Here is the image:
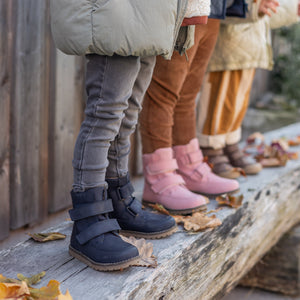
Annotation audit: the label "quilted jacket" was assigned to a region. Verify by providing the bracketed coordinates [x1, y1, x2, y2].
[51, 0, 189, 59]
[208, 0, 300, 71]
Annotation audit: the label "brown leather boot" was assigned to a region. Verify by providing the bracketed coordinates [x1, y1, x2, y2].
[201, 147, 241, 179]
[224, 143, 262, 175]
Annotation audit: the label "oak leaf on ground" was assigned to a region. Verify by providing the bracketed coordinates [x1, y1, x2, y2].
[147, 204, 170, 215]
[216, 194, 244, 208]
[120, 236, 157, 268]
[174, 212, 221, 232]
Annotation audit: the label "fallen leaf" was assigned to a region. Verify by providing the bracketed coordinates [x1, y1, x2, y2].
[147, 203, 170, 215]
[254, 143, 289, 167]
[174, 212, 221, 232]
[120, 236, 157, 268]
[287, 135, 300, 147]
[287, 151, 299, 160]
[30, 280, 60, 299]
[205, 207, 224, 215]
[247, 132, 265, 145]
[0, 281, 30, 299]
[0, 274, 73, 300]
[258, 157, 287, 167]
[216, 194, 244, 208]
[271, 139, 289, 151]
[17, 271, 46, 286]
[58, 289, 73, 300]
[28, 232, 66, 242]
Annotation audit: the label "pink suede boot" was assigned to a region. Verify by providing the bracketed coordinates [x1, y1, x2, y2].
[173, 138, 239, 196]
[142, 147, 208, 215]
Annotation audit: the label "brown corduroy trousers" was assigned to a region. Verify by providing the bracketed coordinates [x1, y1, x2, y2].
[139, 19, 220, 154]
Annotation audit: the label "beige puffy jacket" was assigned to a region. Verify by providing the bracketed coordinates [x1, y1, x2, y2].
[208, 0, 299, 71]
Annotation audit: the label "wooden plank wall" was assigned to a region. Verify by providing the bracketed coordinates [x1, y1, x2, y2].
[48, 52, 84, 213]
[0, 0, 85, 240]
[0, 0, 13, 240]
[10, 0, 50, 229]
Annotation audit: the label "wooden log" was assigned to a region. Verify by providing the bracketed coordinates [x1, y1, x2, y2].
[0, 124, 300, 300]
[48, 52, 84, 212]
[239, 224, 300, 296]
[9, 0, 49, 229]
[0, 0, 13, 240]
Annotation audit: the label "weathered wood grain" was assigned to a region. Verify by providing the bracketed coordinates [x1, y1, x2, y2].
[1, 124, 300, 300]
[240, 224, 300, 296]
[48, 52, 84, 212]
[9, 0, 49, 229]
[0, 0, 13, 240]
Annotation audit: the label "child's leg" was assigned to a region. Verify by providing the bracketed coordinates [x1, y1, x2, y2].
[69, 54, 142, 271]
[139, 24, 218, 214]
[106, 56, 156, 179]
[139, 30, 201, 154]
[106, 56, 177, 239]
[72, 54, 140, 192]
[172, 18, 220, 146]
[197, 69, 261, 177]
[170, 19, 239, 196]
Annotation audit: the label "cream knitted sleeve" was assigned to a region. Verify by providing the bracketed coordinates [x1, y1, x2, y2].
[185, 0, 211, 18]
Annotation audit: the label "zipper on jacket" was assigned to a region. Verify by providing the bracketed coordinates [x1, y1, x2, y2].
[168, 0, 188, 60]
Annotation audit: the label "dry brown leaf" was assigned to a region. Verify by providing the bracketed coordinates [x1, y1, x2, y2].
[174, 212, 221, 232]
[205, 207, 224, 215]
[288, 137, 300, 146]
[120, 236, 157, 268]
[258, 157, 286, 167]
[147, 203, 170, 215]
[247, 132, 265, 145]
[271, 139, 290, 151]
[28, 232, 66, 242]
[216, 194, 244, 208]
[288, 151, 299, 160]
[0, 281, 30, 299]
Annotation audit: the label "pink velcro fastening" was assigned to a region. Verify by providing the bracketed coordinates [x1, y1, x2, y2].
[187, 151, 203, 164]
[146, 159, 178, 175]
[151, 174, 185, 194]
[177, 151, 202, 166]
[192, 162, 211, 179]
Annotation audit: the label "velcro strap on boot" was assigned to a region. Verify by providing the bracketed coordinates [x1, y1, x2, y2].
[193, 162, 211, 179]
[118, 182, 135, 200]
[126, 198, 141, 216]
[146, 159, 178, 175]
[211, 155, 230, 165]
[69, 200, 113, 221]
[203, 148, 224, 156]
[151, 174, 185, 194]
[230, 149, 244, 160]
[76, 219, 121, 245]
[177, 151, 203, 166]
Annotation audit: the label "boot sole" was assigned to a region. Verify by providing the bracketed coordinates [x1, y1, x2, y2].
[69, 246, 140, 271]
[194, 188, 240, 198]
[120, 224, 178, 239]
[142, 200, 207, 216]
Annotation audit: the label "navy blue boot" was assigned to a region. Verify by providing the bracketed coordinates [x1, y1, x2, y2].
[106, 174, 177, 239]
[69, 187, 139, 271]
